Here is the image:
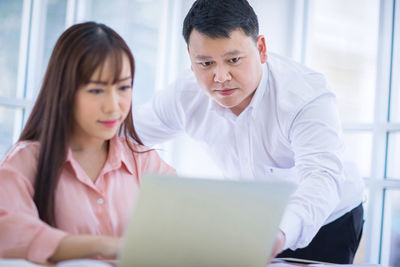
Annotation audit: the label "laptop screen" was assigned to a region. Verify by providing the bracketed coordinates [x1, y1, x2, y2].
[119, 174, 295, 267]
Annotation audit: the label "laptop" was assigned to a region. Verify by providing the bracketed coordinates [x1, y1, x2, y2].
[118, 174, 295, 267]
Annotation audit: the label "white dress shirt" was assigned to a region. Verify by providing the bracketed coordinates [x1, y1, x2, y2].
[133, 53, 364, 250]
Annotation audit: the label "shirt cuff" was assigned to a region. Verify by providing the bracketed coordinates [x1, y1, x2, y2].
[26, 225, 67, 264]
[279, 209, 302, 250]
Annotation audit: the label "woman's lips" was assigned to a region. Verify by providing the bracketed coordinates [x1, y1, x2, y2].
[99, 120, 118, 128]
[216, 88, 236, 96]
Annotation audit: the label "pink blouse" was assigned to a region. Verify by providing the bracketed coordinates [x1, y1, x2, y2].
[0, 136, 175, 264]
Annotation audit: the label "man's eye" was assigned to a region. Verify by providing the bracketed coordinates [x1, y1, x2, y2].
[200, 61, 213, 67]
[229, 57, 240, 63]
[88, 89, 103, 94]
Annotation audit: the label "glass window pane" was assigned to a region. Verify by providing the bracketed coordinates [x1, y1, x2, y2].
[391, 75, 400, 122]
[0, 106, 23, 159]
[391, 40, 400, 122]
[0, 0, 23, 98]
[382, 190, 400, 267]
[390, 1, 400, 123]
[86, 0, 163, 106]
[24, 0, 68, 102]
[390, 46, 400, 122]
[305, 0, 380, 124]
[343, 132, 373, 177]
[387, 132, 400, 179]
[42, 0, 67, 76]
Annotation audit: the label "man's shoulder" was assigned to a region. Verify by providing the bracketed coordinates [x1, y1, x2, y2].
[263, 53, 337, 131]
[267, 53, 327, 84]
[266, 53, 334, 108]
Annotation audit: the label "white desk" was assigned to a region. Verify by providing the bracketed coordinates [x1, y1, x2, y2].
[0, 258, 385, 267]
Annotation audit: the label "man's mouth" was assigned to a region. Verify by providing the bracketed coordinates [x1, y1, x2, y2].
[215, 88, 236, 96]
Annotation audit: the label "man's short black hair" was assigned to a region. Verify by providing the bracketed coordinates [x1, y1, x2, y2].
[183, 0, 259, 45]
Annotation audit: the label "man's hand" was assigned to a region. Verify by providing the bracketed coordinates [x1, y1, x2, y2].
[270, 230, 286, 261]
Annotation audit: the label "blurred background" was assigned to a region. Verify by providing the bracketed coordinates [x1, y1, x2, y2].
[0, 0, 399, 265]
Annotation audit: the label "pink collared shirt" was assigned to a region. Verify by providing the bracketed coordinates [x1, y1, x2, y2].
[0, 136, 175, 264]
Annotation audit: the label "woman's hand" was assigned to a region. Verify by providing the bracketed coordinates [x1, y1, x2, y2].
[49, 235, 121, 263]
[96, 235, 122, 258]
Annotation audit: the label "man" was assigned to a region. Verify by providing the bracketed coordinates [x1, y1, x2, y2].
[134, 0, 364, 263]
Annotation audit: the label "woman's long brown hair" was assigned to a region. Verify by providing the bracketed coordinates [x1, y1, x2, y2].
[19, 22, 144, 227]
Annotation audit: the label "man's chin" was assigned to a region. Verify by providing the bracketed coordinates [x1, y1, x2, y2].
[214, 100, 235, 109]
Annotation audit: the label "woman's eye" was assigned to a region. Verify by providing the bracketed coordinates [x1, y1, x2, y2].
[119, 85, 132, 91]
[229, 57, 240, 63]
[88, 89, 103, 94]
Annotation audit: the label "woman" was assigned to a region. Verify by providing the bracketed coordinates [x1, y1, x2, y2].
[0, 22, 174, 264]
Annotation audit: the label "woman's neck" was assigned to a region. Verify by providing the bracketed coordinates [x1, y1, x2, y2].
[69, 136, 108, 154]
[69, 136, 110, 182]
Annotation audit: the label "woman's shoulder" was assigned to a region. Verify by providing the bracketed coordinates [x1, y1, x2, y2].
[116, 136, 171, 161]
[114, 136, 158, 164]
[115, 136, 175, 176]
[1, 140, 40, 166]
[0, 140, 40, 187]
[116, 136, 151, 153]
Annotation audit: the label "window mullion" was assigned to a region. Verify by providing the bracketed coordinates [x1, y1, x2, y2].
[381, 0, 400, 264]
[287, 0, 307, 63]
[65, 0, 77, 28]
[16, 0, 32, 101]
[25, 0, 47, 101]
[390, 0, 400, 123]
[366, 0, 395, 264]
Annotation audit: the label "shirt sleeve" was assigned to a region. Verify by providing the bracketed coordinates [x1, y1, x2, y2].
[279, 95, 346, 250]
[133, 82, 185, 147]
[0, 143, 67, 264]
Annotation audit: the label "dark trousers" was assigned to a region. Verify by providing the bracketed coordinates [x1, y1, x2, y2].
[277, 203, 364, 264]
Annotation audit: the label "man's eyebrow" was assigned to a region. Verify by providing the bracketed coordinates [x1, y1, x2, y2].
[88, 76, 131, 84]
[222, 50, 241, 57]
[194, 50, 242, 60]
[195, 55, 213, 60]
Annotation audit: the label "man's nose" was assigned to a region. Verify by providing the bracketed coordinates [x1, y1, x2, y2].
[214, 65, 232, 83]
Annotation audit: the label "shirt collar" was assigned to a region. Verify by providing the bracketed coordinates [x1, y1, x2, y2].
[105, 135, 135, 175]
[65, 135, 135, 180]
[247, 63, 268, 117]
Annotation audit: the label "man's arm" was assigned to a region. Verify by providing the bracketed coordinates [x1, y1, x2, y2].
[270, 230, 286, 260]
[279, 95, 346, 250]
[133, 86, 184, 147]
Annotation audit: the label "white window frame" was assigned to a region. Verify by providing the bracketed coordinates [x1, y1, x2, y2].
[298, 0, 400, 264]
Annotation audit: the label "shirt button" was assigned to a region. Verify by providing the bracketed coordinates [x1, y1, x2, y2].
[97, 198, 104, 205]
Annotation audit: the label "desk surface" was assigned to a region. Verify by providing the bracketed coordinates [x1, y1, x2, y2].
[0, 258, 384, 267]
